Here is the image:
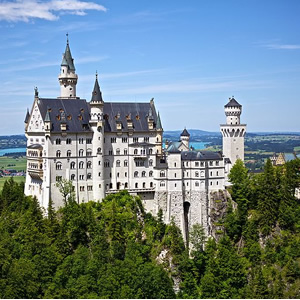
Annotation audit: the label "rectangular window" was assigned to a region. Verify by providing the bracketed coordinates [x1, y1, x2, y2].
[86, 138, 92, 144]
[133, 137, 139, 143]
[195, 162, 199, 167]
[87, 186, 93, 191]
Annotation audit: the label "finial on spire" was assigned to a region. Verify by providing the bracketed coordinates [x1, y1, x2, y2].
[34, 87, 38, 98]
[66, 33, 69, 44]
[96, 70, 98, 80]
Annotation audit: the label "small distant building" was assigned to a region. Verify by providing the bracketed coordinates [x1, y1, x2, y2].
[270, 152, 297, 166]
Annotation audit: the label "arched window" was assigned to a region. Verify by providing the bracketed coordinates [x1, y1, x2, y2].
[87, 173, 92, 180]
[56, 150, 61, 157]
[56, 138, 61, 145]
[124, 148, 128, 155]
[70, 161, 75, 169]
[79, 149, 84, 157]
[67, 150, 71, 157]
[195, 181, 199, 187]
[134, 149, 138, 155]
[200, 171, 205, 177]
[149, 148, 153, 155]
[135, 182, 138, 188]
[149, 159, 153, 166]
[142, 171, 146, 177]
[150, 182, 153, 188]
[104, 160, 110, 168]
[195, 171, 199, 177]
[134, 171, 138, 177]
[56, 162, 62, 170]
[124, 160, 128, 167]
[116, 148, 120, 155]
[143, 182, 146, 188]
[149, 171, 153, 177]
[160, 171, 165, 177]
[79, 161, 84, 169]
[97, 147, 102, 154]
[125, 182, 128, 188]
[71, 174, 75, 180]
[160, 181, 165, 187]
[87, 148, 92, 156]
[87, 161, 92, 169]
[116, 160, 120, 167]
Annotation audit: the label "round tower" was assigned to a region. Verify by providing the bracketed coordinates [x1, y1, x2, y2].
[89, 72, 105, 200]
[58, 35, 78, 98]
[220, 97, 246, 166]
[180, 128, 190, 149]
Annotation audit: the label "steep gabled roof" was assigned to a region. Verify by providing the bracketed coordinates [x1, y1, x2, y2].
[103, 102, 161, 132]
[38, 98, 91, 132]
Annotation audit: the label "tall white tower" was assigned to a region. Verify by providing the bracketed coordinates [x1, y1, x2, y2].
[220, 97, 246, 166]
[58, 35, 78, 98]
[89, 73, 105, 201]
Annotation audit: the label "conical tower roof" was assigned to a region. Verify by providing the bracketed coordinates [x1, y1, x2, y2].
[156, 111, 163, 130]
[24, 108, 30, 123]
[181, 128, 190, 137]
[62, 35, 75, 71]
[91, 73, 103, 102]
[225, 97, 241, 108]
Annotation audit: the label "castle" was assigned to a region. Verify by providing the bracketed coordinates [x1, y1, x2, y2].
[24, 38, 246, 240]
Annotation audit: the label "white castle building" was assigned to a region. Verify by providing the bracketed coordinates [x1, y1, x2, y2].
[24, 38, 246, 240]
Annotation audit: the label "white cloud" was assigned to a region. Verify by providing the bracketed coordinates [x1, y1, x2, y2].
[0, 0, 106, 22]
[264, 43, 300, 50]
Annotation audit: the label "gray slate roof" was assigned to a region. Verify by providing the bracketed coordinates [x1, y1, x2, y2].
[38, 98, 160, 133]
[166, 144, 181, 153]
[103, 102, 159, 132]
[38, 98, 91, 133]
[181, 151, 222, 161]
[225, 97, 241, 108]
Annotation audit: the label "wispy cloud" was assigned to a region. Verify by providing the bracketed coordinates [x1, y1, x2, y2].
[259, 42, 300, 50]
[2, 55, 107, 72]
[0, 0, 106, 22]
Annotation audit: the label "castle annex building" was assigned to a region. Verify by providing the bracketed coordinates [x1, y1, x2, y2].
[24, 39, 246, 239]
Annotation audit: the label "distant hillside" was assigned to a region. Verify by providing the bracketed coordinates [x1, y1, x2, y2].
[164, 129, 220, 141]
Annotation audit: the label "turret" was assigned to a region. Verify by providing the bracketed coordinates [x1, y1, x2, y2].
[58, 34, 78, 98]
[180, 128, 190, 149]
[220, 96, 246, 168]
[155, 111, 163, 155]
[89, 73, 105, 201]
[224, 97, 242, 125]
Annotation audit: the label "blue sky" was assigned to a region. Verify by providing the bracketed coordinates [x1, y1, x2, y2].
[0, 0, 299, 135]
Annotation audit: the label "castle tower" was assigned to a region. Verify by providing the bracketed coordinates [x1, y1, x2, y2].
[220, 97, 246, 166]
[180, 128, 190, 149]
[89, 72, 105, 200]
[58, 35, 78, 98]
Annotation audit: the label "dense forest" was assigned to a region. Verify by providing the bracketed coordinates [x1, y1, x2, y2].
[0, 158, 299, 298]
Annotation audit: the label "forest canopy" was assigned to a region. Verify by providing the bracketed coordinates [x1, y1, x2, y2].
[0, 158, 299, 298]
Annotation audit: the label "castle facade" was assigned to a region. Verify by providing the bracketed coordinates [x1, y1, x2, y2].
[24, 39, 246, 240]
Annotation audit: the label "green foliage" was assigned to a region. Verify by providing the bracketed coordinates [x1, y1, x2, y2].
[0, 160, 300, 300]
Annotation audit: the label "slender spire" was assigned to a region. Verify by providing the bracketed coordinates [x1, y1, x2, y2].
[24, 108, 30, 123]
[156, 111, 163, 130]
[91, 72, 103, 102]
[61, 33, 75, 71]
